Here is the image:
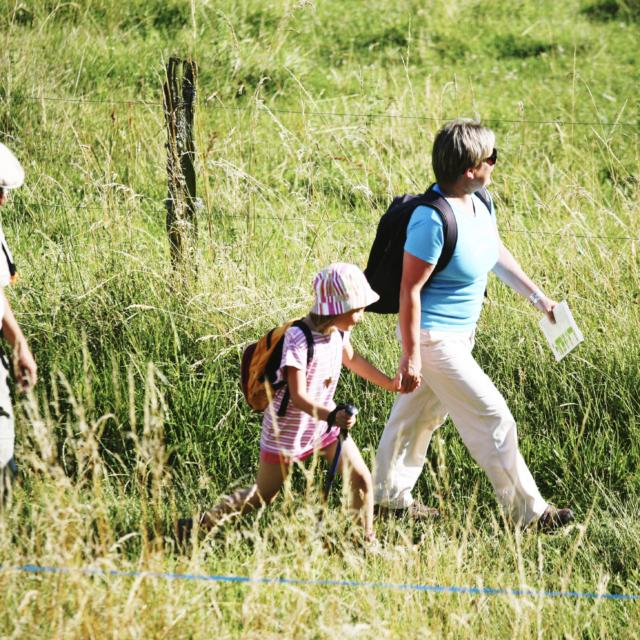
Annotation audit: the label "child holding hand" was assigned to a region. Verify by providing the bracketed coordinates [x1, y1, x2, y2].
[181, 263, 400, 542]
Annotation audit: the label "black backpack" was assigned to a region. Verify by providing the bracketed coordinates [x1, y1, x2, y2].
[364, 184, 492, 314]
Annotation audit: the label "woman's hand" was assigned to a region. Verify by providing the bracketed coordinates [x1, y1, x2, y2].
[399, 353, 421, 393]
[536, 295, 557, 323]
[398, 252, 432, 395]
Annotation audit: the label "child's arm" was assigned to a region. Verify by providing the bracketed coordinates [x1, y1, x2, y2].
[286, 366, 356, 429]
[342, 341, 401, 392]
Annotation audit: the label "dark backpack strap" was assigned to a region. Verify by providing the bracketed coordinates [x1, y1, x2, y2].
[277, 386, 291, 417]
[423, 185, 493, 272]
[277, 319, 315, 417]
[474, 187, 493, 215]
[292, 319, 314, 365]
[474, 187, 493, 298]
[472, 187, 493, 299]
[1, 242, 16, 278]
[422, 185, 458, 275]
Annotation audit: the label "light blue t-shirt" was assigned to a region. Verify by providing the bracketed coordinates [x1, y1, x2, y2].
[404, 185, 500, 332]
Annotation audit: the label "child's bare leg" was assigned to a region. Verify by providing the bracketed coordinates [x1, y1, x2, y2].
[201, 459, 290, 530]
[323, 438, 374, 540]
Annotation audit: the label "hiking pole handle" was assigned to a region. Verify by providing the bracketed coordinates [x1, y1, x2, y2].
[343, 404, 358, 416]
[323, 404, 358, 501]
[340, 405, 358, 440]
[326, 403, 358, 439]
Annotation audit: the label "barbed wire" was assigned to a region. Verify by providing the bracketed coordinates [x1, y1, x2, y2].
[203, 102, 639, 129]
[8, 94, 639, 129]
[11, 95, 157, 107]
[8, 199, 637, 242]
[3, 95, 637, 246]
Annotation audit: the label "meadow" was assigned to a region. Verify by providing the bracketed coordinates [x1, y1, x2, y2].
[0, 0, 639, 637]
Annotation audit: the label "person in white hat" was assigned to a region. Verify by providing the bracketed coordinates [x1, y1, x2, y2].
[180, 263, 400, 544]
[0, 143, 37, 498]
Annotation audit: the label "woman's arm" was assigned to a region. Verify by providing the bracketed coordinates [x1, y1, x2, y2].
[286, 366, 355, 429]
[1, 288, 37, 390]
[398, 251, 435, 392]
[492, 243, 556, 321]
[342, 340, 401, 391]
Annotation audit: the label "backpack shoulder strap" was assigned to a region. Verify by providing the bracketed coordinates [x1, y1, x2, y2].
[275, 319, 315, 418]
[420, 185, 458, 274]
[474, 187, 493, 215]
[0, 230, 17, 284]
[292, 319, 314, 364]
[473, 187, 494, 300]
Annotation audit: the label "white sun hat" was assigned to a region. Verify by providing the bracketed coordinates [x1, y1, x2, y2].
[0, 143, 25, 190]
[311, 262, 380, 315]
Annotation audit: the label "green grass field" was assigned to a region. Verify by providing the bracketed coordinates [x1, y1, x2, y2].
[1, 0, 639, 637]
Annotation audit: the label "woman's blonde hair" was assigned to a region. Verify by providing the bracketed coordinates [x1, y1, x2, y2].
[432, 119, 495, 184]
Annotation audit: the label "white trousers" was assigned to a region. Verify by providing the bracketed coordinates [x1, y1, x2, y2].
[373, 329, 548, 525]
[0, 354, 14, 469]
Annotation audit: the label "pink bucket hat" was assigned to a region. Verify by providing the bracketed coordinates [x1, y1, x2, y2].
[311, 263, 379, 315]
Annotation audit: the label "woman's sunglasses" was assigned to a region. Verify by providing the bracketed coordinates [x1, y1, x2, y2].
[484, 148, 498, 166]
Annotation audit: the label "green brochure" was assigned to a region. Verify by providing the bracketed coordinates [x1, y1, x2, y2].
[539, 301, 584, 362]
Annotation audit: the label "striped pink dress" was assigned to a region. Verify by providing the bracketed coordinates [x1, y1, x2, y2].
[260, 325, 348, 460]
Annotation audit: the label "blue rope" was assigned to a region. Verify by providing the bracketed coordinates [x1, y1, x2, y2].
[2, 564, 638, 602]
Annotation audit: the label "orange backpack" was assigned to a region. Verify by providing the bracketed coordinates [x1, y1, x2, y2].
[240, 319, 314, 416]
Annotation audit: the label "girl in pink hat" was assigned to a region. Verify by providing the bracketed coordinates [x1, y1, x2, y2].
[182, 263, 400, 543]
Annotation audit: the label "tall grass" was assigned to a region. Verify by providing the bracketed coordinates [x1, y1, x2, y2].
[0, 0, 639, 636]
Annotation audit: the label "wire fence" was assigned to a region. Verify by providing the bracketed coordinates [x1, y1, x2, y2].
[10, 199, 638, 244]
[2, 93, 638, 247]
[2, 30, 639, 621]
[7, 93, 640, 129]
[1, 98, 639, 621]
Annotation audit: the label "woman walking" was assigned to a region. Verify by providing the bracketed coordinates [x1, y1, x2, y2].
[373, 120, 573, 529]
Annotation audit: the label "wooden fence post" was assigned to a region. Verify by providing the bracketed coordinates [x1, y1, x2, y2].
[163, 57, 198, 270]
